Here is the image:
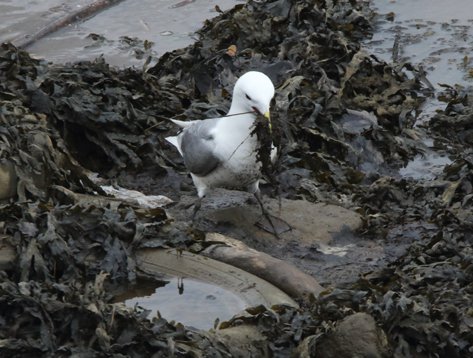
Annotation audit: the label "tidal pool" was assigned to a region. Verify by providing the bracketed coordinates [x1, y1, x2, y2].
[117, 277, 247, 330]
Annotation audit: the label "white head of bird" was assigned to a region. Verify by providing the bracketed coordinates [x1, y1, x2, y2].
[228, 71, 275, 121]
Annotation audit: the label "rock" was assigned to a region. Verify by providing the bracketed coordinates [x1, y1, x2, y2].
[265, 198, 362, 245]
[214, 325, 268, 357]
[176, 325, 268, 357]
[203, 194, 362, 245]
[316, 313, 390, 358]
[136, 248, 298, 309]
[171, 191, 362, 246]
[203, 232, 324, 297]
[293, 335, 317, 357]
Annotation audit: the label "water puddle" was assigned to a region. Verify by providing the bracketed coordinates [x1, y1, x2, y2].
[399, 151, 451, 180]
[117, 277, 247, 330]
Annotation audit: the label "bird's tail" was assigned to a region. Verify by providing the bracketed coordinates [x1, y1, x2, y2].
[165, 136, 183, 156]
[169, 118, 199, 128]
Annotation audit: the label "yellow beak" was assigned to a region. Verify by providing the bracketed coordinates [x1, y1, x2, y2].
[263, 111, 272, 131]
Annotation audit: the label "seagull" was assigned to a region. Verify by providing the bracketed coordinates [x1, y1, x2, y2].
[165, 71, 275, 219]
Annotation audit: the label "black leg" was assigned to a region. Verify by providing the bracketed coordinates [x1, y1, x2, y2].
[191, 196, 203, 221]
[254, 191, 282, 239]
[253, 190, 265, 212]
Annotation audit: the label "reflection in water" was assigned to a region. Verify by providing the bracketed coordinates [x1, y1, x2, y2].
[120, 277, 247, 330]
[177, 277, 184, 295]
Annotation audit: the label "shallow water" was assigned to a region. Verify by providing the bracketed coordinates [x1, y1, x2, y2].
[398, 151, 452, 180]
[0, 0, 241, 67]
[367, 0, 473, 88]
[119, 277, 247, 330]
[1, 0, 92, 47]
[3, 0, 472, 80]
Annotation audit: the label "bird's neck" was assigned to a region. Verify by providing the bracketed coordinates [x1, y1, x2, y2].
[223, 108, 256, 129]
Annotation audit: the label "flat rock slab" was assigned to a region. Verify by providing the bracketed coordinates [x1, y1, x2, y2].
[257, 197, 361, 244]
[173, 190, 361, 245]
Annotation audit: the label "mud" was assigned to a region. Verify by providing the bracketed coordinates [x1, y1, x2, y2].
[1, 0, 473, 356]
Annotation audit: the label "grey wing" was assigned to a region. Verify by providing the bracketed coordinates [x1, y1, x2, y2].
[179, 119, 222, 176]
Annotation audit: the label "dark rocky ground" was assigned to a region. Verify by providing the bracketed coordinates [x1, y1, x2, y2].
[1, 0, 473, 356]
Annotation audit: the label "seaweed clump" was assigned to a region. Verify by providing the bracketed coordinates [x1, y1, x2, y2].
[1, 0, 473, 356]
[0, 44, 216, 357]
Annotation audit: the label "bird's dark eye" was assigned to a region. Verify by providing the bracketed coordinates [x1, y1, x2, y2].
[245, 94, 252, 100]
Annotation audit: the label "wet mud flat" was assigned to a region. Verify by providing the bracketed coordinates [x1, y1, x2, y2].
[1, 0, 473, 356]
[0, 0, 242, 67]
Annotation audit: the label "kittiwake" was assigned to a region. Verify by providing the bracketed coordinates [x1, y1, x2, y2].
[165, 71, 275, 217]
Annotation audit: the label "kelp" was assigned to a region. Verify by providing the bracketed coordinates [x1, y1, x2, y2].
[0, 97, 98, 201]
[0, 273, 206, 357]
[1, 0, 473, 356]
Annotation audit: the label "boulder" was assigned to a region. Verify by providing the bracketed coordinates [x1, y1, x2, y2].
[316, 313, 390, 358]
